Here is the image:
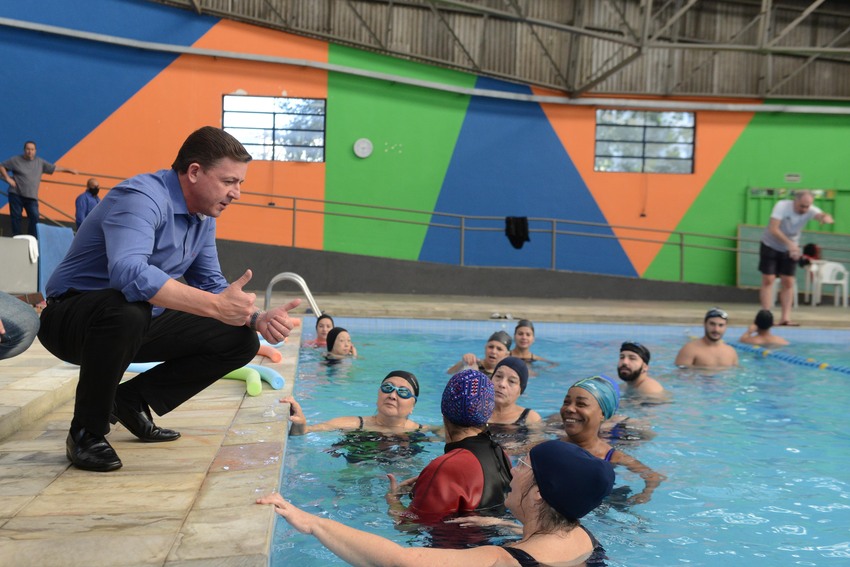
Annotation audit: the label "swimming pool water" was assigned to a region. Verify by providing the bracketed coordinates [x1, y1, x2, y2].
[272, 320, 850, 566]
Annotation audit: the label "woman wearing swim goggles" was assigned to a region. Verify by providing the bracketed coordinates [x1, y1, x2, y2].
[380, 382, 417, 400]
[284, 370, 424, 436]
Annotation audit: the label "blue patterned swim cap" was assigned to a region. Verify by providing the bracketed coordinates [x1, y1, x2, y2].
[441, 369, 495, 427]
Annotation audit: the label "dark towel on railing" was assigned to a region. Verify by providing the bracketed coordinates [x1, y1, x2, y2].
[505, 216, 530, 249]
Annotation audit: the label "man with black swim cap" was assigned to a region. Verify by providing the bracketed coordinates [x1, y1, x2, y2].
[617, 341, 665, 396]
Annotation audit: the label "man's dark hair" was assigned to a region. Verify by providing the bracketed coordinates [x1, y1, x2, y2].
[171, 126, 251, 173]
[755, 309, 774, 331]
[24, 140, 36, 149]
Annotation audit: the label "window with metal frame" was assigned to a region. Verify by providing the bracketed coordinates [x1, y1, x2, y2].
[594, 109, 695, 174]
[222, 95, 326, 162]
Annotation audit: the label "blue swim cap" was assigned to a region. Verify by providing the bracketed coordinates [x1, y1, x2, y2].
[530, 441, 615, 520]
[571, 376, 620, 420]
[492, 356, 529, 393]
[441, 369, 495, 427]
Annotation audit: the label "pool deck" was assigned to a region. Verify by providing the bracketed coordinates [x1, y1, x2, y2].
[1, 293, 848, 566]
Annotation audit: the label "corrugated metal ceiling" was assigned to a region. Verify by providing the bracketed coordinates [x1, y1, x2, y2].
[147, 0, 850, 100]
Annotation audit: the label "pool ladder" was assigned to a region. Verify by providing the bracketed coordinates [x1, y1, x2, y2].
[264, 272, 322, 316]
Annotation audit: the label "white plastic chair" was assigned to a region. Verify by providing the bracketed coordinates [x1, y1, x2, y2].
[803, 260, 825, 304]
[812, 261, 849, 307]
[772, 277, 798, 308]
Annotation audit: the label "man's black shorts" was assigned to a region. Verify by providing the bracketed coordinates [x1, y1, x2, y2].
[759, 242, 797, 276]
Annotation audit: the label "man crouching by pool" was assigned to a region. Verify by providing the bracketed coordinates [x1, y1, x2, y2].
[38, 126, 300, 472]
[674, 307, 739, 368]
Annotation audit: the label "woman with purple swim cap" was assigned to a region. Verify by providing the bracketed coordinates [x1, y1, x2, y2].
[258, 439, 614, 565]
[385, 369, 513, 522]
[560, 375, 665, 505]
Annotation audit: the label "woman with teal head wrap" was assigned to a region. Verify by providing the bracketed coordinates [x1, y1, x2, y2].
[571, 375, 620, 420]
[560, 375, 664, 505]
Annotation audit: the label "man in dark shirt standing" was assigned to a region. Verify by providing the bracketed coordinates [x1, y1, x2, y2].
[74, 178, 101, 229]
[1, 140, 78, 236]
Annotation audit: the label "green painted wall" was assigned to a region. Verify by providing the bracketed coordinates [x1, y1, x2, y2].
[324, 45, 474, 259]
[646, 109, 850, 286]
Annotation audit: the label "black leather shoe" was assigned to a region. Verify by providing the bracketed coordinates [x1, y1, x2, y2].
[66, 429, 123, 472]
[110, 399, 181, 442]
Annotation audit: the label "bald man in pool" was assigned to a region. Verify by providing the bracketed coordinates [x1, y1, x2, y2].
[674, 307, 739, 368]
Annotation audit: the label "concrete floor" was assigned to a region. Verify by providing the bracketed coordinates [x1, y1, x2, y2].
[0, 293, 847, 566]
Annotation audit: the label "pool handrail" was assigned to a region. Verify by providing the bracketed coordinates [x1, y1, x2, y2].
[264, 271, 322, 316]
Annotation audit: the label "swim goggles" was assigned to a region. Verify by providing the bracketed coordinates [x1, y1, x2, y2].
[380, 382, 417, 400]
[704, 307, 728, 321]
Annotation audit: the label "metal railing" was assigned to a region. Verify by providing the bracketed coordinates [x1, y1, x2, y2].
[10, 177, 850, 283]
[229, 189, 756, 281]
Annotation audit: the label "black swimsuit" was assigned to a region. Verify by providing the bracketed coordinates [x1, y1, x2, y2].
[501, 525, 605, 566]
[476, 361, 494, 377]
[329, 418, 425, 464]
[355, 416, 422, 430]
[513, 407, 531, 426]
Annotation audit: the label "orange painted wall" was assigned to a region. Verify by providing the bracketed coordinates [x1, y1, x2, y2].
[538, 91, 753, 276]
[45, 20, 328, 249]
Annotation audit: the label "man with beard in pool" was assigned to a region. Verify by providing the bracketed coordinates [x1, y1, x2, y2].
[674, 307, 739, 368]
[616, 342, 665, 396]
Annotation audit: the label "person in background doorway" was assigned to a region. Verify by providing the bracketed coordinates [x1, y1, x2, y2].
[759, 190, 833, 326]
[74, 178, 101, 229]
[1, 140, 79, 236]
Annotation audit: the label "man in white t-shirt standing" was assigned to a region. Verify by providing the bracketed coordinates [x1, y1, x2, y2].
[759, 190, 833, 326]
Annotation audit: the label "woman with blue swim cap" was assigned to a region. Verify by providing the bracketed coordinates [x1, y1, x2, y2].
[259, 440, 614, 565]
[560, 375, 664, 505]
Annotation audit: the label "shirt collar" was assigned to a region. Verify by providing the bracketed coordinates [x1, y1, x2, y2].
[164, 169, 205, 221]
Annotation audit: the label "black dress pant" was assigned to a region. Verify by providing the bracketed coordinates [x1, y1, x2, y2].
[38, 289, 259, 436]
